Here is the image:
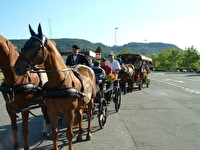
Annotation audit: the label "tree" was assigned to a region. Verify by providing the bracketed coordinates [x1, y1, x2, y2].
[81, 47, 88, 52]
[96, 46, 103, 57]
[181, 46, 200, 70]
[116, 47, 133, 56]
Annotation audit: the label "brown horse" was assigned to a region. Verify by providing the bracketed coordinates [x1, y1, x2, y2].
[0, 35, 49, 150]
[13, 24, 96, 150]
[118, 63, 135, 94]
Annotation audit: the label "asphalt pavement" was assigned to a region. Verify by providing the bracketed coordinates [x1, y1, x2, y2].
[0, 72, 200, 150]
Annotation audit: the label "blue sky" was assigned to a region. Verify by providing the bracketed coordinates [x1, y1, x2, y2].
[1, 0, 200, 51]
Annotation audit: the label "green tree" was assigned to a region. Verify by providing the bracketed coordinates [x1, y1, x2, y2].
[96, 46, 103, 57]
[116, 47, 133, 56]
[81, 47, 88, 52]
[181, 46, 200, 70]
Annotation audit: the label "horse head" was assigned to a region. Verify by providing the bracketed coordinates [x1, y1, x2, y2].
[14, 24, 48, 76]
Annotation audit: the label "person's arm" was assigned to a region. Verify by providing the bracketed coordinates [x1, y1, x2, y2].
[100, 69, 105, 79]
[115, 61, 121, 71]
[81, 55, 91, 67]
[65, 55, 71, 66]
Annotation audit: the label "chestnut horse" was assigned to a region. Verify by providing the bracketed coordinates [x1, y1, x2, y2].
[0, 35, 49, 150]
[14, 24, 96, 150]
[118, 63, 135, 94]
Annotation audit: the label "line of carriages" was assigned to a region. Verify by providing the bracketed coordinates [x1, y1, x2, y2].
[117, 54, 153, 95]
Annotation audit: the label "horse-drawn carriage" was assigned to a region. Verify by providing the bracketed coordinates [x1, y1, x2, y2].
[91, 68, 122, 128]
[117, 54, 152, 94]
[0, 24, 122, 150]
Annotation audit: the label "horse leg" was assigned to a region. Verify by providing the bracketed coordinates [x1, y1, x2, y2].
[6, 106, 19, 150]
[21, 111, 29, 150]
[76, 108, 84, 141]
[86, 100, 93, 140]
[41, 106, 49, 136]
[48, 111, 58, 150]
[66, 109, 75, 150]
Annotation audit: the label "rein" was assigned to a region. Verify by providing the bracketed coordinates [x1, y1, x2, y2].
[30, 67, 72, 73]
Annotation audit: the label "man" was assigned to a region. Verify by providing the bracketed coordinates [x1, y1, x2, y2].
[107, 54, 121, 72]
[100, 57, 112, 101]
[133, 58, 142, 78]
[100, 57, 112, 80]
[65, 45, 91, 67]
[91, 60, 105, 80]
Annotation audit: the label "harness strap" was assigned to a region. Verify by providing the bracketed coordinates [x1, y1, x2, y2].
[72, 70, 84, 93]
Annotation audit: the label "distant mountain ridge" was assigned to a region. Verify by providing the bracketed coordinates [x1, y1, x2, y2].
[10, 38, 181, 57]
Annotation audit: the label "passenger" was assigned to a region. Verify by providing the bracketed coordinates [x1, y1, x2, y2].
[100, 57, 112, 89]
[100, 57, 112, 102]
[116, 56, 122, 65]
[65, 45, 91, 67]
[133, 58, 142, 78]
[144, 60, 150, 73]
[91, 60, 105, 81]
[100, 57, 112, 80]
[123, 57, 130, 64]
[108, 54, 121, 72]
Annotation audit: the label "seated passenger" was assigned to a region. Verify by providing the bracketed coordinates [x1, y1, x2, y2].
[91, 60, 105, 81]
[123, 57, 130, 64]
[100, 57, 113, 102]
[108, 54, 121, 72]
[133, 58, 142, 78]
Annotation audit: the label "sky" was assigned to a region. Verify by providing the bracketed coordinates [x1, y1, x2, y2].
[1, 0, 200, 52]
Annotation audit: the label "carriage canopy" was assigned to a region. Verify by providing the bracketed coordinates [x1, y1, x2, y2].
[117, 54, 152, 63]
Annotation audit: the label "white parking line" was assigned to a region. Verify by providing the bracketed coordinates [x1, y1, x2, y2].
[151, 78, 200, 94]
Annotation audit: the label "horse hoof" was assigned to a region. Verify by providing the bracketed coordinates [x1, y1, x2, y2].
[76, 136, 82, 141]
[42, 132, 48, 136]
[86, 136, 91, 141]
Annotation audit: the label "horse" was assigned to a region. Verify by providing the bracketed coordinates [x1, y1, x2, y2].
[13, 24, 96, 150]
[0, 35, 49, 150]
[118, 63, 135, 94]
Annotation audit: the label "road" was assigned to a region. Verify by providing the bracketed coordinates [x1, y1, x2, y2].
[0, 72, 200, 150]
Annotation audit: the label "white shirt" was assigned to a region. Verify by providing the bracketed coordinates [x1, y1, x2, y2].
[108, 60, 121, 71]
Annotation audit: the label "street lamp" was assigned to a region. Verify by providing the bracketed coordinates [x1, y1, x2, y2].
[115, 27, 118, 51]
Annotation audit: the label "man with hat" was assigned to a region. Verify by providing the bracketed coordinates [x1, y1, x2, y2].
[65, 45, 91, 67]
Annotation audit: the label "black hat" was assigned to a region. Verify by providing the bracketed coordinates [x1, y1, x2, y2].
[72, 45, 80, 49]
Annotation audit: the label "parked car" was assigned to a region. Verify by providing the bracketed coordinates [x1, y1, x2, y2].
[169, 69, 180, 72]
[196, 70, 200, 73]
[181, 69, 187, 72]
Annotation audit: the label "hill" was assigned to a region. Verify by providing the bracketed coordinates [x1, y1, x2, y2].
[10, 38, 181, 58]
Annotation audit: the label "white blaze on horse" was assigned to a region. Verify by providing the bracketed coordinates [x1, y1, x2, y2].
[0, 35, 49, 150]
[14, 24, 96, 150]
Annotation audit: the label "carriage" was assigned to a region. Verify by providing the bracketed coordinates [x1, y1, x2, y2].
[117, 54, 152, 92]
[91, 68, 121, 128]
[3, 23, 121, 150]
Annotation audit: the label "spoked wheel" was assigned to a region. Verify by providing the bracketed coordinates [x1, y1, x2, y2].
[114, 87, 122, 112]
[98, 98, 107, 129]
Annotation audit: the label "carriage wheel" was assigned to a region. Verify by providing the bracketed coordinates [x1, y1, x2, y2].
[98, 98, 107, 129]
[114, 87, 122, 112]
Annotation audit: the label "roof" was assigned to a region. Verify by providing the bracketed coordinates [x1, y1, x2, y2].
[117, 54, 152, 62]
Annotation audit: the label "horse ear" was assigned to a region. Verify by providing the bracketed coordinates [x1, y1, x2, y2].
[29, 24, 36, 36]
[38, 23, 43, 39]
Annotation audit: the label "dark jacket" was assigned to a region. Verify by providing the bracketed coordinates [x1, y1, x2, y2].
[65, 53, 91, 67]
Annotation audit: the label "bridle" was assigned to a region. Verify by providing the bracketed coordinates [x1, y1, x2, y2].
[18, 36, 46, 71]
